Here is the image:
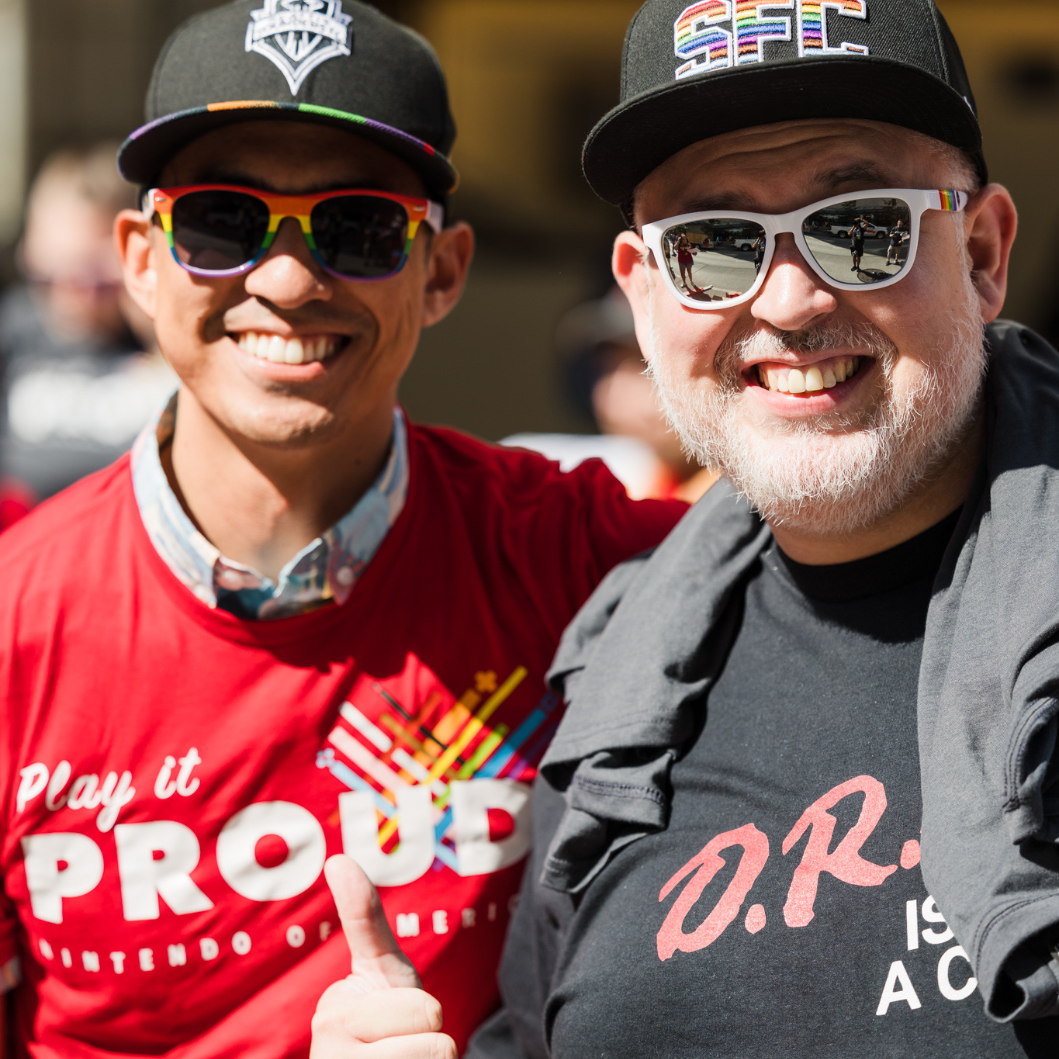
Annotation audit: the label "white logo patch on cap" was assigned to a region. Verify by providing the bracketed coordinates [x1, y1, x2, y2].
[246, 0, 353, 95]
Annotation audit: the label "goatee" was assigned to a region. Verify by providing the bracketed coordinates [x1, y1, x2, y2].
[646, 280, 986, 536]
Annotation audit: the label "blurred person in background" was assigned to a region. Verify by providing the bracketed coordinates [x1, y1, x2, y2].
[0, 143, 176, 501]
[505, 285, 717, 502]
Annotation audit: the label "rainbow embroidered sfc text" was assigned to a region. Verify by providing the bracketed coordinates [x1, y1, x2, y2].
[675, 0, 868, 79]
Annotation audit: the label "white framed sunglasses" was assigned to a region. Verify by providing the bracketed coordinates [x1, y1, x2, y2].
[642, 188, 969, 310]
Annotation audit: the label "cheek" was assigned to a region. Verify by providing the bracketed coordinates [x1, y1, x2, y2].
[644, 285, 741, 383]
[152, 264, 235, 369]
[896, 219, 972, 333]
[367, 270, 422, 353]
[865, 238, 969, 379]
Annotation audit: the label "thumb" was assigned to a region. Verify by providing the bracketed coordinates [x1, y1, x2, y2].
[324, 853, 421, 991]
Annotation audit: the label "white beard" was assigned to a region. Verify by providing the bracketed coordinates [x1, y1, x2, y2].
[646, 274, 987, 537]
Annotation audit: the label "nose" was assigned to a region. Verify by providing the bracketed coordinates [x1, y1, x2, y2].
[242, 216, 332, 308]
[750, 232, 837, 332]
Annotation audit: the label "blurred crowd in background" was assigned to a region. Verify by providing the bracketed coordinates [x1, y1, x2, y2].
[0, 143, 174, 528]
[0, 143, 174, 518]
[0, 0, 1056, 529]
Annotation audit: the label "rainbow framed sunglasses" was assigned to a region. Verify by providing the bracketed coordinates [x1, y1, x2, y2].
[642, 189, 969, 310]
[145, 185, 445, 282]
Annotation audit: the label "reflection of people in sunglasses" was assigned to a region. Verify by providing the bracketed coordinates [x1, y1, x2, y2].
[849, 217, 867, 272]
[752, 233, 766, 273]
[0, 4, 686, 1059]
[887, 217, 909, 266]
[357, 1, 1059, 1058]
[674, 231, 700, 292]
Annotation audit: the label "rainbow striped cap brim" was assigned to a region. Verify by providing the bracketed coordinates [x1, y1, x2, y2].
[118, 100, 459, 195]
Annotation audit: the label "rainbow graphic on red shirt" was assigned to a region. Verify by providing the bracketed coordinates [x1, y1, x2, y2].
[316, 665, 560, 872]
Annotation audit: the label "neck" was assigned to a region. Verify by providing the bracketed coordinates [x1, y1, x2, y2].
[769, 412, 985, 566]
[164, 391, 395, 582]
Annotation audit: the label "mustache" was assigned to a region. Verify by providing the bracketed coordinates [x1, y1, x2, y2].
[713, 320, 899, 390]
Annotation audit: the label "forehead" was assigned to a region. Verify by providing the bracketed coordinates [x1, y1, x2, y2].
[635, 119, 956, 223]
[158, 120, 425, 197]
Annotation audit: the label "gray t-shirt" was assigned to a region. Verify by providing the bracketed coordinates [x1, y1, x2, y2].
[475, 513, 1057, 1058]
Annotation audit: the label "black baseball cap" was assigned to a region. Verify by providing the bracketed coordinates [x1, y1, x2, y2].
[583, 0, 986, 206]
[117, 0, 457, 199]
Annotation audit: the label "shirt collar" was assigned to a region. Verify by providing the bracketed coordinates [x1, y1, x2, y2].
[131, 396, 409, 619]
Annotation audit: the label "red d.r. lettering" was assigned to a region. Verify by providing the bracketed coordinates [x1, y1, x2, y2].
[656, 822, 769, 960]
[781, 774, 896, 928]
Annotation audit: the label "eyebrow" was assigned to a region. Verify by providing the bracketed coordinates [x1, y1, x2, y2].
[814, 161, 895, 190]
[678, 191, 761, 214]
[664, 160, 900, 219]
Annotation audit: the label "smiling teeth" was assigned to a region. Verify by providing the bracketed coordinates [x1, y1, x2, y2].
[758, 357, 860, 393]
[236, 332, 338, 365]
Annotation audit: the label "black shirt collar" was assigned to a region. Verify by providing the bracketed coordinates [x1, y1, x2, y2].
[772, 509, 962, 604]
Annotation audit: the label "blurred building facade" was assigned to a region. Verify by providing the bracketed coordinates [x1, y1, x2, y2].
[4, 0, 1059, 441]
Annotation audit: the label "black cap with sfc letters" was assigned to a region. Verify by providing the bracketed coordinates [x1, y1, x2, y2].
[118, 0, 458, 199]
[583, 0, 986, 207]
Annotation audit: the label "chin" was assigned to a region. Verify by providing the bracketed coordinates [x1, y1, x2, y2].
[718, 421, 933, 535]
[647, 270, 989, 537]
[229, 406, 342, 450]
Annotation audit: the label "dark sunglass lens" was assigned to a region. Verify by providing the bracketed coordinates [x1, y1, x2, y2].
[170, 190, 270, 272]
[660, 220, 767, 301]
[310, 196, 408, 279]
[803, 197, 913, 284]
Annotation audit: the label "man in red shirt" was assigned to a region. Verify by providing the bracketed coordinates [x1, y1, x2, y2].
[0, 3, 683, 1056]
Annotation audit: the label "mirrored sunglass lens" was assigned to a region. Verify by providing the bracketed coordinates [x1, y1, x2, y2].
[310, 196, 409, 278]
[660, 220, 767, 303]
[170, 190, 270, 272]
[802, 197, 913, 284]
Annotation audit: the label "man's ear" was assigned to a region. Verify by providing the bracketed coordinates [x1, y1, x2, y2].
[612, 229, 656, 361]
[114, 209, 159, 321]
[422, 221, 475, 328]
[963, 184, 1018, 325]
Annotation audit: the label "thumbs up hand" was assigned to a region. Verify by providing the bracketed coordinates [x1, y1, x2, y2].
[311, 854, 457, 1059]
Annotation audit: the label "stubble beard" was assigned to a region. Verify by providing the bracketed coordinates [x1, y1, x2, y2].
[646, 274, 987, 537]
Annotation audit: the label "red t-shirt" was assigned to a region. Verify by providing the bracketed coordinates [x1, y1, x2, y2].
[0, 423, 684, 1058]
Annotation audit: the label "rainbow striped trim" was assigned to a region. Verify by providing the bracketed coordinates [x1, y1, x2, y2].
[125, 100, 440, 158]
[122, 100, 457, 190]
[206, 101, 438, 157]
[938, 189, 960, 212]
[147, 184, 442, 281]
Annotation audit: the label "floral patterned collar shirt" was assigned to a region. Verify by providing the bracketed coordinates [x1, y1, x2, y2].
[130, 396, 409, 620]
